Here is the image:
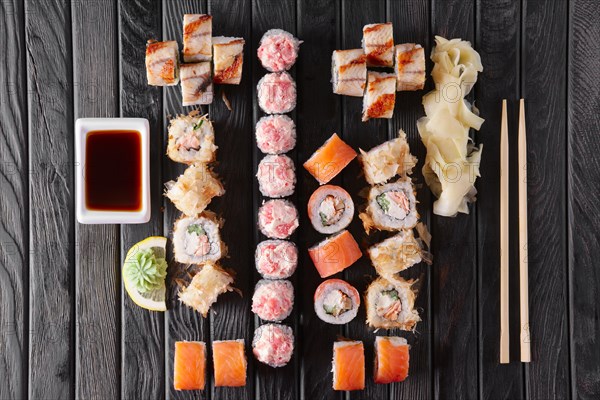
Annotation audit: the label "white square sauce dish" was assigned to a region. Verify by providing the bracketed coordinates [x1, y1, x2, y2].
[75, 118, 150, 224]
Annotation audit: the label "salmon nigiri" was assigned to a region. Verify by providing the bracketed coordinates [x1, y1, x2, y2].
[308, 230, 362, 278]
[332, 340, 365, 391]
[374, 336, 410, 383]
[303, 133, 357, 185]
[212, 340, 247, 387]
[174, 341, 206, 391]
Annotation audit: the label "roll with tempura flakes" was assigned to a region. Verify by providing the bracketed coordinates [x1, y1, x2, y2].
[365, 276, 420, 330]
[165, 163, 225, 217]
[167, 112, 217, 164]
[178, 262, 234, 317]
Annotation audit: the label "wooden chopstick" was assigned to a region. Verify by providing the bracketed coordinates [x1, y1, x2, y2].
[500, 99, 510, 364]
[518, 99, 531, 362]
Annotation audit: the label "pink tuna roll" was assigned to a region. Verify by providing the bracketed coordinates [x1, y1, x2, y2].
[252, 323, 294, 367]
[257, 154, 296, 198]
[257, 29, 301, 72]
[252, 279, 294, 321]
[255, 240, 298, 279]
[255, 115, 296, 154]
[257, 72, 296, 114]
[258, 199, 299, 239]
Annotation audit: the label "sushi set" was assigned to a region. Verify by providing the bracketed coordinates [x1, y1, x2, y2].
[74, 12, 492, 394]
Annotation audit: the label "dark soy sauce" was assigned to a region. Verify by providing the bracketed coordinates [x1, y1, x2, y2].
[85, 130, 142, 211]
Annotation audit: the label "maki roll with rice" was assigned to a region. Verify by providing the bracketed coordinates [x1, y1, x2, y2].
[257, 72, 297, 114]
[165, 163, 224, 217]
[172, 213, 225, 264]
[252, 323, 294, 368]
[167, 112, 217, 164]
[256, 154, 296, 198]
[251, 279, 294, 322]
[258, 199, 299, 239]
[255, 240, 298, 279]
[314, 279, 360, 324]
[307, 185, 354, 234]
[359, 177, 418, 233]
[257, 29, 302, 72]
[365, 276, 420, 330]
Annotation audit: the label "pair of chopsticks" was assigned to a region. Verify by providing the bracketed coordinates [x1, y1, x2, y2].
[500, 99, 530, 364]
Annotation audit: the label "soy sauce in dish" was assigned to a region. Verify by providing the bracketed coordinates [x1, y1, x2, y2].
[85, 130, 142, 211]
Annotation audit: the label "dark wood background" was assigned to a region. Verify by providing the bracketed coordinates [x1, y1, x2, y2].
[1, 0, 598, 399]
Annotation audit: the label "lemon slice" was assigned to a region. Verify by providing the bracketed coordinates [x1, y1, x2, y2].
[123, 236, 168, 311]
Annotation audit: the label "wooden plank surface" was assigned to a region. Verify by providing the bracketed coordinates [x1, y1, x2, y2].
[0, 1, 28, 399]
[119, 0, 165, 399]
[430, 0, 479, 398]
[73, 0, 121, 399]
[296, 0, 343, 399]
[522, 0, 570, 398]
[25, 0, 75, 398]
[476, 0, 524, 398]
[568, 1, 600, 398]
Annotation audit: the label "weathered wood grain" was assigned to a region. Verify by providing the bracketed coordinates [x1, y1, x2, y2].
[208, 0, 254, 399]
[25, 0, 74, 398]
[568, 1, 600, 399]
[296, 0, 344, 399]
[0, 1, 28, 399]
[388, 0, 433, 399]
[162, 2, 210, 400]
[476, 0, 525, 398]
[72, 0, 121, 399]
[251, 0, 299, 399]
[340, 1, 388, 399]
[430, 0, 479, 399]
[119, 0, 165, 399]
[522, 0, 570, 398]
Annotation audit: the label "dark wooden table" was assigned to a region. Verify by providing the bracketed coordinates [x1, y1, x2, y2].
[1, 0, 599, 399]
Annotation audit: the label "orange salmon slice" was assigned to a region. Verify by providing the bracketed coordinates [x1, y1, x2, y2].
[374, 336, 410, 384]
[303, 133, 357, 185]
[174, 341, 206, 391]
[333, 341, 365, 391]
[309, 230, 362, 278]
[213, 340, 247, 387]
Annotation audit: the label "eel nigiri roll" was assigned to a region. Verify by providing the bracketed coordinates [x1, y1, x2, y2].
[167, 112, 217, 164]
[303, 133, 357, 185]
[362, 22, 394, 67]
[255, 115, 297, 154]
[395, 43, 426, 91]
[359, 177, 418, 233]
[368, 229, 426, 278]
[314, 279, 360, 324]
[308, 185, 354, 234]
[331, 49, 367, 97]
[173, 213, 225, 264]
[146, 40, 180, 86]
[253, 323, 294, 368]
[308, 230, 362, 278]
[374, 336, 410, 384]
[213, 36, 245, 84]
[255, 240, 298, 279]
[332, 341, 365, 391]
[212, 340, 247, 387]
[258, 199, 299, 239]
[359, 130, 417, 185]
[173, 341, 206, 390]
[251, 279, 294, 322]
[178, 262, 234, 317]
[365, 276, 420, 330]
[257, 72, 297, 114]
[362, 71, 396, 122]
[165, 163, 225, 217]
[256, 154, 296, 198]
[257, 29, 302, 72]
[183, 14, 212, 62]
[180, 63, 213, 106]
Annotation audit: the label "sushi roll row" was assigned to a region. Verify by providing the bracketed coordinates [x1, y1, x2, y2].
[145, 14, 245, 106]
[330, 22, 426, 122]
[251, 29, 302, 369]
[331, 336, 410, 391]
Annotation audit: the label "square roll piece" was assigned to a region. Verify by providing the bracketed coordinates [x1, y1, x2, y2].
[362, 71, 396, 121]
[183, 14, 212, 62]
[173, 341, 206, 391]
[331, 49, 367, 97]
[332, 341, 365, 391]
[145, 40, 179, 86]
[212, 340, 247, 387]
[395, 43, 426, 91]
[180, 63, 213, 106]
[362, 22, 394, 67]
[213, 36, 245, 84]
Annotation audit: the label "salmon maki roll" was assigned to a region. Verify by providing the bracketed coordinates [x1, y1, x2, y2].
[303, 133, 357, 185]
[314, 279, 360, 324]
[174, 341, 206, 390]
[362, 22, 394, 67]
[363, 71, 396, 121]
[213, 36, 245, 84]
[331, 49, 367, 97]
[332, 341, 365, 391]
[307, 185, 354, 234]
[180, 63, 213, 106]
[146, 40, 180, 86]
[212, 340, 247, 387]
[308, 230, 362, 278]
[374, 336, 410, 384]
[183, 14, 212, 62]
[395, 43, 426, 91]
